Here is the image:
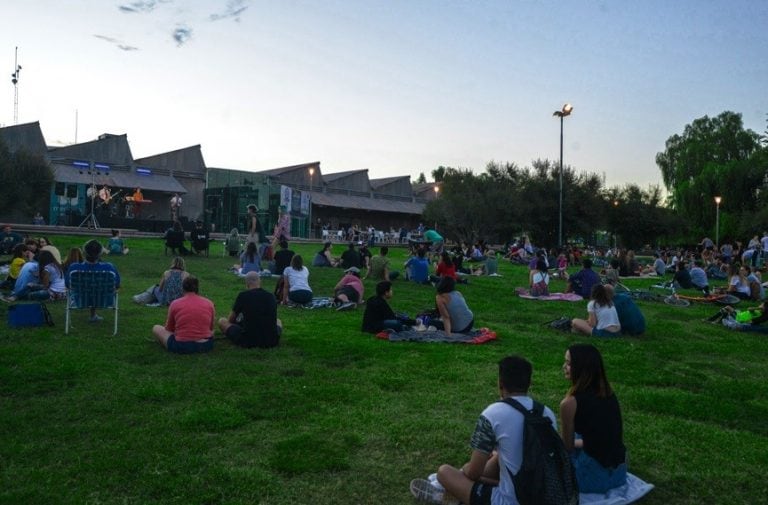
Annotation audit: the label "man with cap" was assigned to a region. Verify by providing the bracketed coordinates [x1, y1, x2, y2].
[67, 239, 121, 322]
[333, 266, 364, 311]
[218, 271, 283, 349]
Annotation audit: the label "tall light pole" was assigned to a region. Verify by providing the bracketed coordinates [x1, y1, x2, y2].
[433, 184, 440, 230]
[714, 196, 722, 248]
[308, 167, 315, 239]
[553, 103, 573, 248]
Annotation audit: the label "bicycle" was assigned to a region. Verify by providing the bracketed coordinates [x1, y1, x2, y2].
[650, 281, 741, 306]
[613, 282, 691, 307]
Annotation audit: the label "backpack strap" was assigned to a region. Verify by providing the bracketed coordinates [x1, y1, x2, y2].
[500, 397, 544, 418]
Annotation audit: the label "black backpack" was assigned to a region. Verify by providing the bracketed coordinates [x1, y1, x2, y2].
[501, 398, 579, 505]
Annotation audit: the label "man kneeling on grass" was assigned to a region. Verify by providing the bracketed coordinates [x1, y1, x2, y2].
[218, 271, 283, 348]
[152, 275, 215, 354]
[410, 356, 557, 505]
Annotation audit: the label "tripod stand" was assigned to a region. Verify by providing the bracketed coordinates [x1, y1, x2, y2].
[79, 173, 101, 229]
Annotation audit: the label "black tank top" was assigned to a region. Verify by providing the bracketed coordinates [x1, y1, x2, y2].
[574, 391, 626, 468]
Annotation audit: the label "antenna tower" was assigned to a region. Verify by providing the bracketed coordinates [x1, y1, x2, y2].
[11, 46, 21, 124]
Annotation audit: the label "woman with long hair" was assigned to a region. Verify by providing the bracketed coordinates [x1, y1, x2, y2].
[155, 256, 189, 306]
[62, 247, 84, 276]
[312, 241, 338, 267]
[24, 249, 67, 301]
[239, 241, 261, 275]
[528, 259, 550, 297]
[282, 254, 312, 305]
[727, 263, 752, 300]
[433, 276, 474, 334]
[571, 284, 621, 337]
[560, 344, 627, 493]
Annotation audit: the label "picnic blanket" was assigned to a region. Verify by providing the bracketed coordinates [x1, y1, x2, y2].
[285, 297, 335, 309]
[516, 288, 583, 302]
[580, 472, 654, 505]
[376, 327, 497, 344]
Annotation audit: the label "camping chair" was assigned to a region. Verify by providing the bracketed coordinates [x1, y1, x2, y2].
[65, 270, 119, 335]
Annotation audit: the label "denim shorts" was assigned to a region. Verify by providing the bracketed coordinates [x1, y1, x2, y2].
[571, 448, 627, 493]
[592, 327, 621, 338]
[167, 334, 213, 354]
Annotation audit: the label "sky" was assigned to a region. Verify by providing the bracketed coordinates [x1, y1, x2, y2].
[1, 0, 767, 190]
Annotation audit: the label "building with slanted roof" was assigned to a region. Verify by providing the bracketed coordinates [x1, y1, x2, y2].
[206, 162, 431, 239]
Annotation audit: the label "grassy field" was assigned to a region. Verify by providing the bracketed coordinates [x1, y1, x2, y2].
[1, 235, 766, 504]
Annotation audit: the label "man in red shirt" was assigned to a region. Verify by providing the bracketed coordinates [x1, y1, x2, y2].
[152, 275, 215, 354]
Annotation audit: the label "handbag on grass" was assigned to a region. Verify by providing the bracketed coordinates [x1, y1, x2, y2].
[8, 302, 54, 328]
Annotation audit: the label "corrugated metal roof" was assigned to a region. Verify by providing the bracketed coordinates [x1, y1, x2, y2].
[52, 164, 187, 193]
[311, 191, 424, 215]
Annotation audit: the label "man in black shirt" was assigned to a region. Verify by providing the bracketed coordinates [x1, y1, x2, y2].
[272, 240, 295, 298]
[362, 281, 414, 333]
[340, 242, 362, 270]
[218, 272, 282, 348]
[190, 220, 210, 255]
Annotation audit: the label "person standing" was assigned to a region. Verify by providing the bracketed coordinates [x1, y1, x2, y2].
[218, 271, 282, 349]
[410, 356, 558, 505]
[170, 193, 183, 221]
[246, 204, 264, 245]
[152, 276, 214, 354]
[132, 187, 144, 218]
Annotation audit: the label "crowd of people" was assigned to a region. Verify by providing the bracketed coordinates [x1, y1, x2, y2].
[6, 221, 765, 503]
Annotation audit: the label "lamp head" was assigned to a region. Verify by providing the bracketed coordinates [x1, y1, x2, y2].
[714, 196, 722, 205]
[553, 103, 573, 117]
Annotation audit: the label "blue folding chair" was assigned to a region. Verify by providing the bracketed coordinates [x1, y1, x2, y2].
[65, 270, 119, 335]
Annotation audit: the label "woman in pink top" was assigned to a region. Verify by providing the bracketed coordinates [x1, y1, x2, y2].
[152, 276, 215, 354]
[333, 267, 364, 311]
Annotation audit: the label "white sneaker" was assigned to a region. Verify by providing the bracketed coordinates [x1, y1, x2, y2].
[409, 479, 459, 505]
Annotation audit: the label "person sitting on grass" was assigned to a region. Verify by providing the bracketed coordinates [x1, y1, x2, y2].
[271, 239, 295, 297]
[362, 281, 415, 333]
[528, 259, 551, 297]
[237, 241, 261, 275]
[567, 259, 601, 298]
[727, 263, 752, 300]
[107, 229, 129, 255]
[366, 246, 399, 281]
[405, 247, 430, 284]
[603, 259, 620, 286]
[571, 284, 621, 337]
[282, 254, 313, 305]
[672, 260, 695, 290]
[134, 256, 189, 306]
[66, 239, 121, 323]
[0, 243, 28, 291]
[312, 241, 338, 267]
[689, 260, 710, 295]
[152, 275, 214, 354]
[218, 271, 282, 348]
[432, 276, 474, 334]
[340, 242, 362, 270]
[409, 355, 558, 505]
[0, 224, 23, 255]
[333, 266, 364, 311]
[605, 284, 645, 336]
[560, 344, 627, 493]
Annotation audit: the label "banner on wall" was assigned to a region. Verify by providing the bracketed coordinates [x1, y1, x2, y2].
[280, 185, 293, 213]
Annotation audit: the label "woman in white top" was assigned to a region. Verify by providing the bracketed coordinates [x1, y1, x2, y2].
[282, 254, 312, 305]
[727, 263, 752, 300]
[529, 259, 550, 297]
[571, 284, 621, 337]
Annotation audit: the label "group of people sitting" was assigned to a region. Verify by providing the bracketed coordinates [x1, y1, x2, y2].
[164, 220, 210, 256]
[411, 347, 629, 504]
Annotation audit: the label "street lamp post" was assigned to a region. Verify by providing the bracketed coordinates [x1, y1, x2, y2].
[433, 184, 440, 230]
[714, 196, 722, 248]
[308, 167, 315, 239]
[553, 103, 573, 248]
[613, 199, 619, 250]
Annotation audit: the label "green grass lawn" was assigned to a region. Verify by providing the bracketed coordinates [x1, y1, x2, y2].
[1, 236, 767, 504]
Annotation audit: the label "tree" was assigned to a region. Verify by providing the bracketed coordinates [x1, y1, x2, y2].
[415, 172, 427, 184]
[655, 111, 762, 238]
[431, 166, 447, 182]
[0, 138, 54, 220]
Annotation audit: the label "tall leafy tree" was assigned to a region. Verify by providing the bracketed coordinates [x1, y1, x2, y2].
[656, 111, 762, 237]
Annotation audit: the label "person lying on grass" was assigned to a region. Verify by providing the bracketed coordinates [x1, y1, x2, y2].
[410, 355, 558, 505]
[152, 275, 215, 354]
[333, 266, 364, 311]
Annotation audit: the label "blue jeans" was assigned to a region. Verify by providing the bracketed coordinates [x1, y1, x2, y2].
[571, 448, 627, 493]
[381, 319, 405, 332]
